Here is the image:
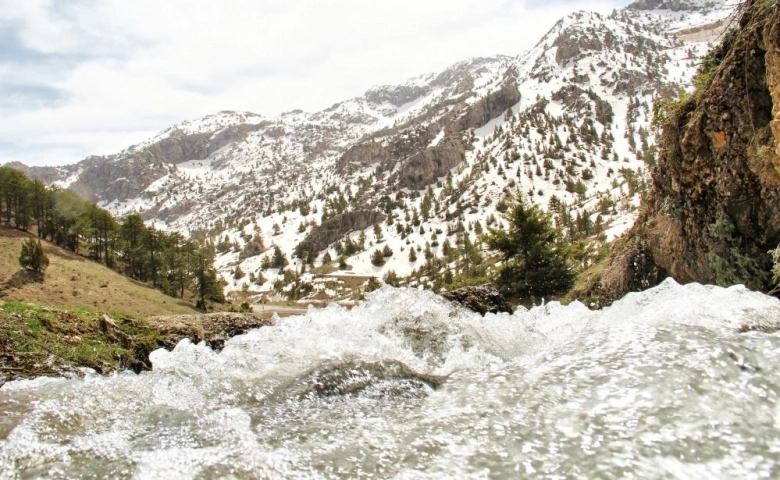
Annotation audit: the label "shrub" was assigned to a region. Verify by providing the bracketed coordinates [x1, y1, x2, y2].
[19, 237, 49, 274]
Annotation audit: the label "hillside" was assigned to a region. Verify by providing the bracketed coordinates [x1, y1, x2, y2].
[0, 227, 198, 317]
[7, 0, 741, 302]
[0, 227, 291, 380]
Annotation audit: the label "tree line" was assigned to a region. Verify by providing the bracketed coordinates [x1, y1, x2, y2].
[0, 166, 224, 309]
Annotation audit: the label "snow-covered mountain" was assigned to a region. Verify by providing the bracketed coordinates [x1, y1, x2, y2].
[15, 0, 738, 300]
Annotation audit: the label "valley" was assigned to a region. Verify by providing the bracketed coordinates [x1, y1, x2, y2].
[11, 0, 740, 305]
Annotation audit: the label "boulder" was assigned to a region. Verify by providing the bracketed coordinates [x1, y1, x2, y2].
[442, 284, 513, 316]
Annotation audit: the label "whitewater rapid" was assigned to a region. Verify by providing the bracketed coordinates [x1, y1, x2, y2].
[1, 278, 779, 478]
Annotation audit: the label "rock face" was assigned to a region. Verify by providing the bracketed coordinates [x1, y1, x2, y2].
[597, 0, 780, 303]
[442, 284, 513, 316]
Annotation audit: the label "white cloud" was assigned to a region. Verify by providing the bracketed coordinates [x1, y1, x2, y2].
[0, 0, 626, 166]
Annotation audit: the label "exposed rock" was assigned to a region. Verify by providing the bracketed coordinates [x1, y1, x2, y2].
[442, 284, 513, 316]
[597, 0, 780, 304]
[455, 80, 521, 131]
[551, 86, 614, 125]
[394, 133, 468, 190]
[146, 312, 274, 351]
[19, 121, 265, 204]
[98, 314, 131, 347]
[554, 26, 604, 66]
[365, 84, 430, 107]
[2, 162, 62, 184]
[295, 209, 386, 261]
[627, 0, 716, 12]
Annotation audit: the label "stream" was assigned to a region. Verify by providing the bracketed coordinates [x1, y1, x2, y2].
[1, 278, 779, 478]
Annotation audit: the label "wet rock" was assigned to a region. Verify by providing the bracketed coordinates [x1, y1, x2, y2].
[442, 284, 513, 316]
[285, 360, 446, 400]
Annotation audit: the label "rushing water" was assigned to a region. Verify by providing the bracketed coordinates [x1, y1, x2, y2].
[1, 279, 780, 479]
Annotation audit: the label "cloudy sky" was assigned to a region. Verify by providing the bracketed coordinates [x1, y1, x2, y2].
[1, 0, 627, 167]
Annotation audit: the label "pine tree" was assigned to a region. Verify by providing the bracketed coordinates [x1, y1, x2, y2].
[485, 198, 574, 299]
[271, 245, 289, 269]
[19, 237, 49, 274]
[193, 248, 224, 310]
[371, 249, 386, 266]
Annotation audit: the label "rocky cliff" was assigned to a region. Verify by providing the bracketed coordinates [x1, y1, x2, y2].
[597, 0, 780, 302]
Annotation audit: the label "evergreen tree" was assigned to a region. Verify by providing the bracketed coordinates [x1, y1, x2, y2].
[461, 235, 483, 276]
[120, 213, 147, 279]
[485, 198, 574, 299]
[193, 247, 224, 310]
[373, 222, 384, 242]
[371, 249, 386, 266]
[19, 237, 49, 274]
[271, 245, 289, 269]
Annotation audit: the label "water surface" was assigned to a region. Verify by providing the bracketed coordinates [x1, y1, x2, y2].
[1, 279, 779, 478]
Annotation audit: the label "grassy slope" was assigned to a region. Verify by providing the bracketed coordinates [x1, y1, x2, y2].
[0, 226, 200, 380]
[0, 226, 198, 316]
[0, 301, 163, 379]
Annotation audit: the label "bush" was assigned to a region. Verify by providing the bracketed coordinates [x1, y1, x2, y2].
[19, 237, 49, 274]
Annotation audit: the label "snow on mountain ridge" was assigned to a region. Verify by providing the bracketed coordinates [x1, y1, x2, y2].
[19, 0, 735, 300]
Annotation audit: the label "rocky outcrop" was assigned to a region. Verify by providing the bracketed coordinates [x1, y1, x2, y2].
[442, 284, 513, 315]
[21, 122, 266, 204]
[295, 209, 386, 261]
[3, 162, 62, 184]
[394, 133, 468, 190]
[551, 86, 614, 125]
[364, 85, 430, 107]
[628, 0, 717, 11]
[596, 0, 780, 304]
[554, 25, 604, 66]
[454, 81, 521, 131]
[146, 312, 273, 351]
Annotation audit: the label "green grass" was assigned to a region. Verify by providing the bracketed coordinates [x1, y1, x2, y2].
[0, 300, 164, 379]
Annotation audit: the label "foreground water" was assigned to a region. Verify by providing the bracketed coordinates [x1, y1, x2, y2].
[1, 279, 780, 479]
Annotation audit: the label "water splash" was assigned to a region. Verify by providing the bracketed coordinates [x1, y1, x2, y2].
[1, 279, 780, 478]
